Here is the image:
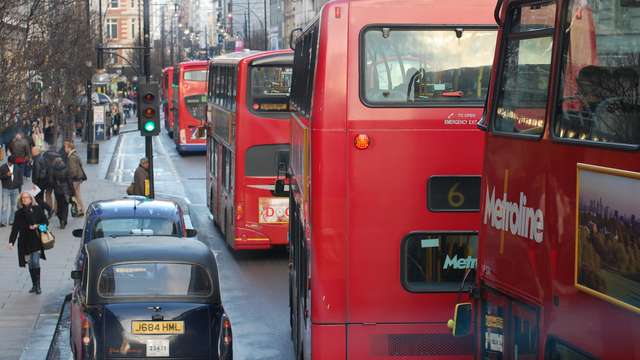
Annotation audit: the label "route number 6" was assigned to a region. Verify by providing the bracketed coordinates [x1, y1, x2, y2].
[448, 182, 465, 208]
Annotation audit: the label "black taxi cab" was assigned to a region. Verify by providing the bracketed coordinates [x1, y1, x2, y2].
[70, 237, 232, 359]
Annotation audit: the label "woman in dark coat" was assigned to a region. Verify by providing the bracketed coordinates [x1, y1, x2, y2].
[51, 157, 72, 228]
[8, 192, 48, 294]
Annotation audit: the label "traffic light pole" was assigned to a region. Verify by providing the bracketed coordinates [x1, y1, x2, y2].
[143, 0, 155, 198]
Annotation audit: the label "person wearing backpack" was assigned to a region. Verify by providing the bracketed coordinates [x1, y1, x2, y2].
[50, 157, 72, 228]
[42, 150, 62, 215]
[31, 147, 53, 218]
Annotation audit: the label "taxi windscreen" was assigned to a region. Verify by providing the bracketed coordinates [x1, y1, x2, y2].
[98, 262, 212, 297]
[93, 218, 178, 238]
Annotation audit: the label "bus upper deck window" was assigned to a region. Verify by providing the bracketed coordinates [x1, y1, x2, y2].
[553, 0, 640, 146]
[492, 2, 556, 137]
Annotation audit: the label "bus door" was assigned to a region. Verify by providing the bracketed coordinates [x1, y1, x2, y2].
[481, 289, 540, 360]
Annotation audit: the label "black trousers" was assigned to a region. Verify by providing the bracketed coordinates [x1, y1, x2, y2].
[34, 186, 52, 215]
[55, 192, 69, 223]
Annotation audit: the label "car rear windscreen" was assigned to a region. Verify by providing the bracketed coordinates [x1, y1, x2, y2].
[99, 262, 212, 297]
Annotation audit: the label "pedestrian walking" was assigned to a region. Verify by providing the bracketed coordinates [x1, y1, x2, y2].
[43, 116, 54, 147]
[50, 156, 71, 228]
[111, 105, 122, 135]
[64, 141, 86, 217]
[31, 147, 53, 218]
[128, 158, 150, 196]
[0, 156, 24, 226]
[7, 192, 48, 294]
[8, 132, 31, 178]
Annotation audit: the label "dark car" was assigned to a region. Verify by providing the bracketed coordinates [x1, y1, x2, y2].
[72, 197, 197, 269]
[70, 237, 232, 359]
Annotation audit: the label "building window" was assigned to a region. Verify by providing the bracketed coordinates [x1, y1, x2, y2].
[131, 0, 135, 7]
[106, 19, 118, 39]
[131, 18, 136, 40]
[110, 0, 118, 8]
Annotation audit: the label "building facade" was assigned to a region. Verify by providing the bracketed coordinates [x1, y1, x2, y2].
[93, 0, 143, 73]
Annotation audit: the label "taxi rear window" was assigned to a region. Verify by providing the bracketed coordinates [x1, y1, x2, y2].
[98, 263, 212, 297]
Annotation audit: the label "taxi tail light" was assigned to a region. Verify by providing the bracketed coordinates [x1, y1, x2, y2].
[81, 315, 95, 359]
[219, 314, 233, 360]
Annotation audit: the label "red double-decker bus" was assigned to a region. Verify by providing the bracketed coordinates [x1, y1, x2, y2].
[448, 0, 640, 359]
[206, 50, 293, 250]
[287, 1, 497, 358]
[173, 60, 208, 154]
[162, 66, 175, 137]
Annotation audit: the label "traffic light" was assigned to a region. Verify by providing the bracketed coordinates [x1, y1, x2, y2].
[138, 82, 160, 136]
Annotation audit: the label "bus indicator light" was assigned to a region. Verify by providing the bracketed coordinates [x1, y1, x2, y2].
[354, 134, 370, 150]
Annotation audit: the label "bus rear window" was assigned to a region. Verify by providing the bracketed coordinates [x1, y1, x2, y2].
[184, 70, 207, 82]
[99, 262, 211, 297]
[245, 144, 289, 177]
[185, 94, 207, 121]
[362, 27, 496, 106]
[402, 233, 477, 292]
[250, 66, 292, 112]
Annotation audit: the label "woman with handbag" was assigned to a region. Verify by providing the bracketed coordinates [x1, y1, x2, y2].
[8, 192, 49, 294]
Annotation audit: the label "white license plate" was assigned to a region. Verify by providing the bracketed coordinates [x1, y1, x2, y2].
[146, 339, 170, 357]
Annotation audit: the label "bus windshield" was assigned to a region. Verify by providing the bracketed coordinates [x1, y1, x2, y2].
[184, 70, 207, 82]
[250, 66, 292, 112]
[362, 27, 496, 106]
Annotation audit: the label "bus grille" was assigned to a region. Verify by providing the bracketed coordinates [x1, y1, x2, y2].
[371, 333, 473, 356]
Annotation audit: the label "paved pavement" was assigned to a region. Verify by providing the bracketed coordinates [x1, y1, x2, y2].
[1, 120, 295, 359]
[0, 129, 125, 360]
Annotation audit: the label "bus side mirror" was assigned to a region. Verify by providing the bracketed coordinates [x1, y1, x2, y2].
[447, 302, 472, 337]
[274, 179, 285, 194]
[71, 270, 82, 280]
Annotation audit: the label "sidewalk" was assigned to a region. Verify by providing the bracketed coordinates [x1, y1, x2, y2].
[0, 131, 126, 360]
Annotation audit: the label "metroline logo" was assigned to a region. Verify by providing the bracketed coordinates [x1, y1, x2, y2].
[483, 185, 544, 243]
[443, 255, 477, 270]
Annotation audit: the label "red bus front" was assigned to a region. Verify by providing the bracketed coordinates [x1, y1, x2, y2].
[454, 0, 640, 359]
[162, 66, 175, 137]
[207, 50, 293, 250]
[288, 1, 497, 359]
[174, 61, 208, 154]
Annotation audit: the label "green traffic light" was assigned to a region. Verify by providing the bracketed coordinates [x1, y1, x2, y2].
[144, 120, 156, 132]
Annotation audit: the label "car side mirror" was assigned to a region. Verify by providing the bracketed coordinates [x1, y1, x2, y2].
[186, 228, 198, 238]
[71, 270, 82, 280]
[447, 302, 473, 337]
[72, 229, 83, 238]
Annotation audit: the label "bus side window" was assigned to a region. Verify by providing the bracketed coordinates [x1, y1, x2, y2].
[546, 338, 595, 360]
[554, 0, 640, 146]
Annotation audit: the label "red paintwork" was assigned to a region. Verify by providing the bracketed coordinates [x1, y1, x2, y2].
[162, 67, 175, 134]
[206, 50, 293, 250]
[288, 0, 496, 358]
[174, 60, 208, 151]
[478, 1, 640, 359]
